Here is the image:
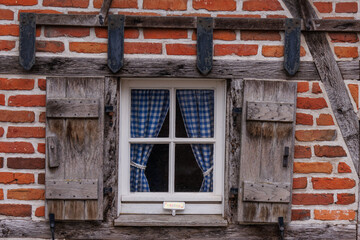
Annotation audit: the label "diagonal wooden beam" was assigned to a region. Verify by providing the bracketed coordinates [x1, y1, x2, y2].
[283, 0, 359, 175]
[98, 0, 113, 25]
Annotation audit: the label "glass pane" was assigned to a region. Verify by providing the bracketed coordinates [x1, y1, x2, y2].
[131, 89, 169, 138]
[175, 144, 213, 192]
[176, 90, 214, 138]
[130, 144, 169, 192]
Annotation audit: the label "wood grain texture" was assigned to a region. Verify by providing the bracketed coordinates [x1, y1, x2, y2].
[46, 98, 99, 118]
[46, 179, 98, 199]
[246, 101, 295, 122]
[238, 80, 296, 223]
[99, 0, 112, 25]
[0, 56, 323, 80]
[283, 0, 359, 175]
[0, 220, 356, 239]
[243, 181, 291, 203]
[46, 77, 104, 220]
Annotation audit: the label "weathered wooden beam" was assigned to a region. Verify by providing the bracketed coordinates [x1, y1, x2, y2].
[98, 0, 112, 25]
[283, 0, 359, 175]
[33, 14, 360, 32]
[0, 56, 323, 80]
[0, 220, 356, 239]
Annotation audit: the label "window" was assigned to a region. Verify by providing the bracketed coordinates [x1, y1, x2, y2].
[119, 79, 225, 215]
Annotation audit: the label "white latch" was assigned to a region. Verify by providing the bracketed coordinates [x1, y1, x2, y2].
[163, 202, 185, 216]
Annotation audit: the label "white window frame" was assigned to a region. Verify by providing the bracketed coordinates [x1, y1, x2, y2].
[118, 78, 226, 215]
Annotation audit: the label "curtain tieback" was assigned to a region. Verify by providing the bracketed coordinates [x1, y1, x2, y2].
[130, 161, 146, 170]
[203, 166, 213, 177]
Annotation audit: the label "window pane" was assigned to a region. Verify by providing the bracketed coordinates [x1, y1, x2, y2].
[130, 144, 169, 192]
[175, 144, 213, 192]
[131, 89, 169, 138]
[176, 90, 214, 138]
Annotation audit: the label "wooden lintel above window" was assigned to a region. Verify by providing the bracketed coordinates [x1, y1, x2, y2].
[34, 14, 360, 32]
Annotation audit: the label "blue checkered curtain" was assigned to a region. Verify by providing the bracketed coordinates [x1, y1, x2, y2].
[130, 90, 169, 192]
[176, 90, 214, 192]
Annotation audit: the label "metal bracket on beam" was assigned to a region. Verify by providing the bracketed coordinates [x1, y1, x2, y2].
[197, 17, 213, 75]
[108, 15, 125, 73]
[284, 18, 301, 76]
[19, 13, 36, 70]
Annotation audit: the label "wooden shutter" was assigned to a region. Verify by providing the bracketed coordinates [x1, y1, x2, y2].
[45, 77, 104, 220]
[237, 80, 296, 223]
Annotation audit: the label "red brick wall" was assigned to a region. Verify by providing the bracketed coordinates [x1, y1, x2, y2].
[0, 0, 359, 222]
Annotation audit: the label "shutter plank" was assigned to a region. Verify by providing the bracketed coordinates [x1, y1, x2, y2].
[46, 98, 99, 118]
[246, 101, 295, 122]
[46, 179, 98, 199]
[243, 181, 291, 203]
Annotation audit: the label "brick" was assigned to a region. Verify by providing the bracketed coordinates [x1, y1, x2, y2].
[0, 9, 13, 20]
[217, 14, 261, 18]
[0, 189, 3, 200]
[313, 2, 332, 13]
[241, 31, 281, 41]
[0, 142, 34, 153]
[293, 177, 307, 189]
[329, 33, 358, 43]
[7, 127, 45, 138]
[348, 84, 359, 108]
[144, 29, 188, 39]
[193, 0, 236, 11]
[297, 97, 328, 109]
[43, 0, 89, 8]
[0, 204, 31, 217]
[37, 143, 45, 154]
[45, 27, 90, 38]
[214, 44, 258, 56]
[292, 193, 333, 205]
[0, 78, 34, 90]
[262, 45, 283, 57]
[18, 9, 63, 19]
[296, 113, 313, 125]
[0, 0, 37, 5]
[294, 162, 332, 174]
[295, 130, 336, 142]
[0, 40, 15, 51]
[338, 162, 352, 173]
[312, 82, 322, 94]
[243, 0, 283, 11]
[7, 157, 45, 169]
[167, 44, 196, 55]
[0, 127, 3, 137]
[8, 95, 46, 107]
[294, 145, 311, 159]
[35, 206, 45, 217]
[125, 42, 162, 54]
[312, 177, 355, 189]
[0, 172, 34, 184]
[266, 14, 287, 18]
[38, 173, 45, 184]
[314, 145, 347, 157]
[316, 114, 334, 126]
[95, 28, 139, 39]
[8, 189, 45, 200]
[0, 94, 4, 105]
[118, 11, 161, 16]
[0, 110, 35, 123]
[337, 193, 355, 205]
[36, 41, 64, 53]
[38, 79, 46, 91]
[0, 24, 19, 36]
[334, 46, 358, 58]
[297, 82, 309, 93]
[213, 30, 236, 41]
[143, 0, 187, 10]
[0, 157, 3, 168]
[39, 112, 46, 123]
[291, 209, 310, 221]
[335, 2, 358, 13]
[324, 16, 355, 20]
[94, 0, 137, 8]
[314, 210, 355, 221]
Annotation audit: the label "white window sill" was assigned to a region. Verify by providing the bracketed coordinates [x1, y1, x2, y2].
[114, 215, 228, 227]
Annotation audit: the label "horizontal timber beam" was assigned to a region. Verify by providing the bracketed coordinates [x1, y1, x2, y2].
[0, 56, 358, 80]
[0, 220, 356, 239]
[34, 14, 360, 32]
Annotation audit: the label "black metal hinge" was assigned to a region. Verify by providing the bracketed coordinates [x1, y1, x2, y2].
[284, 18, 301, 76]
[103, 187, 113, 195]
[108, 15, 125, 73]
[197, 17, 213, 75]
[232, 107, 242, 126]
[19, 13, 36, 70]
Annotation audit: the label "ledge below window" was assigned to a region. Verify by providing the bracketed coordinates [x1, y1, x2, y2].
[114, 215, 228, 227]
